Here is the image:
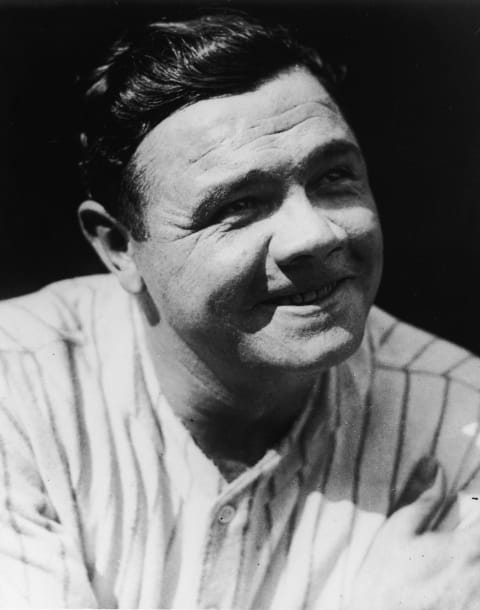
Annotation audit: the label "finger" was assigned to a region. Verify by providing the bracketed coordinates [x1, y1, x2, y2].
[388, 458, 446, 537]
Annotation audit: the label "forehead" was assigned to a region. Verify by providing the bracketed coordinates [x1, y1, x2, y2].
[135, 68, 355, 199]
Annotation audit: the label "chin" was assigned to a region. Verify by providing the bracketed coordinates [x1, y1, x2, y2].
[241, 324, 364, 373]
[295, 326, 362, 371]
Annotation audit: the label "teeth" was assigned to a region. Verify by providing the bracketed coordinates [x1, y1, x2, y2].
[317, 281, 336, 299]
[275, 281, 338, 306]
[264, 281, 342, 306]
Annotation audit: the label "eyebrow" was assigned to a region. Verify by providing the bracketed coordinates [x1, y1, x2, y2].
[297, 138, 363, 175]
[192, 171, 269, 224]
[192, 138, 363, 223]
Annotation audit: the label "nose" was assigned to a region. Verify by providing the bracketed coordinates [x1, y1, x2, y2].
[269, 189, 347, 267]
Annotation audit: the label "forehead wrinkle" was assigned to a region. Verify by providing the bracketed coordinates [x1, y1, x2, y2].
[136, 109, 238, 179]
[194, 124, 352, 184]
[190, 102, 346, 173]
[186, 87, 338, 164]
[186, 119, 238, 165]
[246, 98, 340, 136]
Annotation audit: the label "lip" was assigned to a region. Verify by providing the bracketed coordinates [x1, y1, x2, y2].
[260, 277, 352, 309]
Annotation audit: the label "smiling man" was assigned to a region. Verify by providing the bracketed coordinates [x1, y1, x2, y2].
[1, 13, 480, 610]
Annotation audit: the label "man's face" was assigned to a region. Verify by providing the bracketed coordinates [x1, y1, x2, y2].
[132, 68, 383, 377]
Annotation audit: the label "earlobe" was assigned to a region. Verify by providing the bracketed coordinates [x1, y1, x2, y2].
[78, 200, 144, 295]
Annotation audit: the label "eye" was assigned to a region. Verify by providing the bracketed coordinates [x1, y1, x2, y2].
[308, 164, 359, 196]
[225, 197, 257, 214]
[322, 166, 356, 183]
[213, 196, 260, 224]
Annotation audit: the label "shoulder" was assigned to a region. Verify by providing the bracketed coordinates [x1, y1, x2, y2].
[363, 305, 480, 500]
[0, 273, 138, 426]
[0, 274, 129, 353]
[366, 305, 480, 391]
[0, 274, 142, 482]
[0, 273, 140, 424]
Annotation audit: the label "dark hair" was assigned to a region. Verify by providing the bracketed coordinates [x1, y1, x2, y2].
[80, 12, 342, 240]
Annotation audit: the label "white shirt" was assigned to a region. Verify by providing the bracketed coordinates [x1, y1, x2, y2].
[0, 274, 479, 609]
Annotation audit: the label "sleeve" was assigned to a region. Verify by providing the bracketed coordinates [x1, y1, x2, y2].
[0, 374, 99, 608]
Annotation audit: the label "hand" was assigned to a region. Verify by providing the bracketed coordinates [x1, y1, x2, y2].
[349, 457, 480, 610]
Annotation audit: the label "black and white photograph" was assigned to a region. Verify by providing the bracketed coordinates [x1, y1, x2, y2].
[1, 0, 480, 608]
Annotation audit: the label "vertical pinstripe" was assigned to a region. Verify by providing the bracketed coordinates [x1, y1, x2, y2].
[0, 275, 479, 609]
[429, 376, 451, 455]
[30, 353, 74, 606]
[0, 432, 30, 604]
[387, 370, 410, 511]
[228, 481, 259, 608]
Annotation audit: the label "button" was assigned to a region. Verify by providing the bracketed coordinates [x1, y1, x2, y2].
[218, 504, 236, 524]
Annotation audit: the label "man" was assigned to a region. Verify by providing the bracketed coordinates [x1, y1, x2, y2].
[0, 12, 479, 609]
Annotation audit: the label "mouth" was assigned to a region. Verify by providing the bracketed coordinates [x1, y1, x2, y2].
[262, 279, 347, 307]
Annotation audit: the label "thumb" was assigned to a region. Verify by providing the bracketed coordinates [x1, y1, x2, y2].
[388, 456, 446, 536]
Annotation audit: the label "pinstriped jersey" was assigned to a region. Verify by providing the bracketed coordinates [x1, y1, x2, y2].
[0, 274, 479, 609]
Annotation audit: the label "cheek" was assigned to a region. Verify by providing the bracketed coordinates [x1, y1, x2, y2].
[342, 206, 383, 259]
[196, 230, 269, 312]
[141, 228, 268, 317]
[348, 208, 384, 301]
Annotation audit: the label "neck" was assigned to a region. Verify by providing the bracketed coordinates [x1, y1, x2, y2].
[143, 320, 320, 471]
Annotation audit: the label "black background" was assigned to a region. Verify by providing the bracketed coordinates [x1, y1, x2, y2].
[1, 0, 479, 353]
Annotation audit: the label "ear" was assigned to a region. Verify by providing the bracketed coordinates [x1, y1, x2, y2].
[78, 200, 144, 295]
